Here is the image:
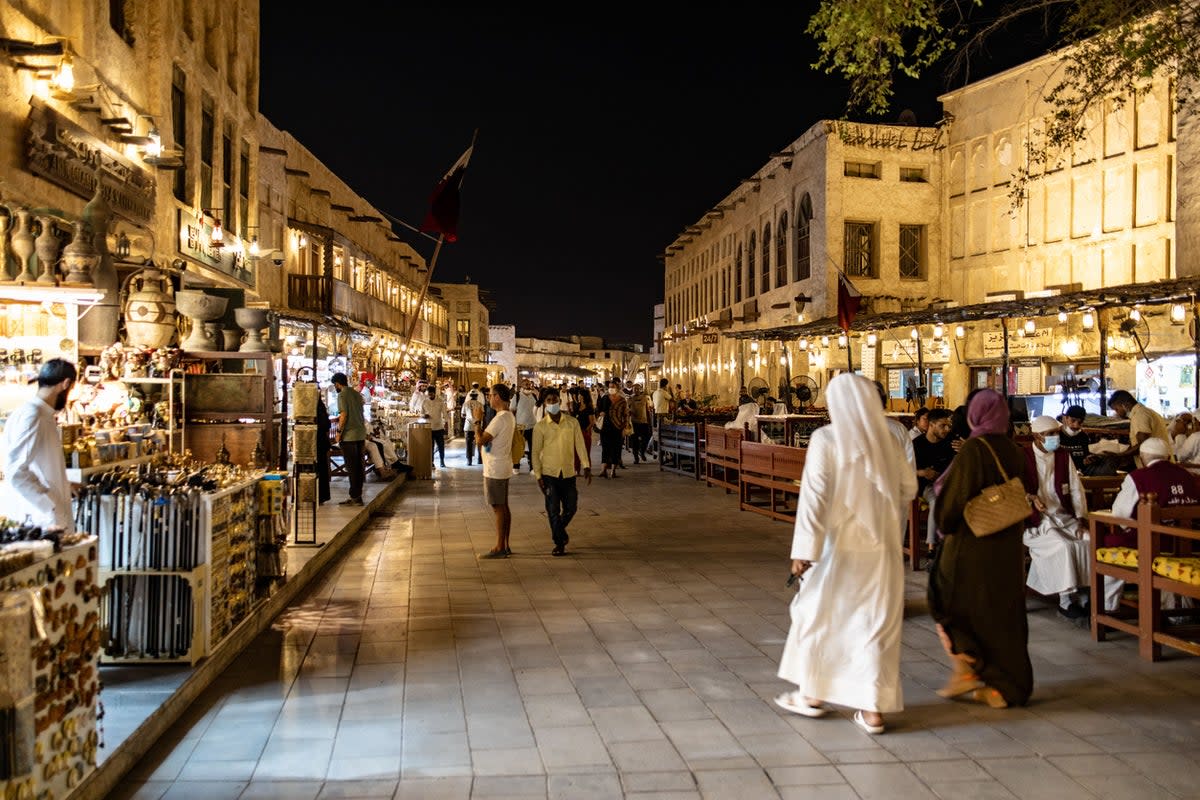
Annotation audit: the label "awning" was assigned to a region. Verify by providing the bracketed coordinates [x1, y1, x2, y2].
[717, 276, 1200, 341]
[517, 364, 597, 378]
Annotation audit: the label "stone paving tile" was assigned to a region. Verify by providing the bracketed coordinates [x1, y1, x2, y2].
[119, 439, 1200, 799]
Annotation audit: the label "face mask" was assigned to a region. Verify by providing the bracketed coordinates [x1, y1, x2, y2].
[1042, 435, 1060, 452]
[545, 403, 561, 415]
[608, 388, 618, 395]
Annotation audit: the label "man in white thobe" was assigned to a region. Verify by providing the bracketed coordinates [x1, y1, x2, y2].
[775, 374, 916, 735]
[0, 359, 77, 533]
[1022, 416, 1091, 620]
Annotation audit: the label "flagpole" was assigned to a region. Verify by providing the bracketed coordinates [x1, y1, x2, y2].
[846, 334, 853, 373]
[398, 128, 478, 376]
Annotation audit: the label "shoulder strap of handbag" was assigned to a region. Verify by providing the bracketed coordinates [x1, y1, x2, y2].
[975, 436, 1010, 481]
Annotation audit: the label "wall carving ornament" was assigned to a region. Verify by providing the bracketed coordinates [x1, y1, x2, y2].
[24, 99, 156, 226]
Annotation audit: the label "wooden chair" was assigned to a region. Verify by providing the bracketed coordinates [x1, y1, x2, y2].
[739, 441, 806, 522]
[904, 496, 927, 571]
[704, 424, 743, 494]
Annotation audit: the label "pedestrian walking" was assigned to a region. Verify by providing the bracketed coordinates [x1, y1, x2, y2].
[475, 383, 515, 557]
[596, 380, 628, 479]
[928, 389, 1032, 709]
[532, 388, 592, 556]
[462, 388, 485, 465]
[775, 373, 916, 735]
[628, 384, 652, 463]
[569, 385, 596, 472]
[422, 385, 447, 468]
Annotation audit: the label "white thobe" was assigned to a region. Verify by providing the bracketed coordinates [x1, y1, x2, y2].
[1175, 432, 1200, 464]
[725, 402, 758, 431]
[0, 397, 74, 533]
[777, 427, 915, 713]
[1022, 449, 1090, 596]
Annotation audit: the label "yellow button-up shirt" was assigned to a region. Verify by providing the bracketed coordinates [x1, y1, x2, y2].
[532, 412, 590, 479]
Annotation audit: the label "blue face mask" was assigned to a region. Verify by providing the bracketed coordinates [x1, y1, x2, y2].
[1042, 435, 1060, 452]
[545, 403, 561, 415]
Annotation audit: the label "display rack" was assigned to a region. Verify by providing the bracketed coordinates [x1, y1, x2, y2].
[290, 383, 320, 546]
[182, 352, 277, 468]
[0, 539, 101, 799]
[201, 478, 259, 653]
[120, 371, 186, 455]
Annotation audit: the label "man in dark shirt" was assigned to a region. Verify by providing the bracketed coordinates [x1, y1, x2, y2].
[1059, 404, 1117, 476]
[913, 408, 955, 494]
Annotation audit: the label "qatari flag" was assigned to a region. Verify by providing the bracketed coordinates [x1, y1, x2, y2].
[837, 270, 861, 332]
[419, 143, 473, 242]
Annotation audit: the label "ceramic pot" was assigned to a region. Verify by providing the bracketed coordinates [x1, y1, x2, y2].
[35, 216, 60, 284]
[62, 220, 97, 285]
[124, 267, 177, 348]
[11, 208, 36, 282]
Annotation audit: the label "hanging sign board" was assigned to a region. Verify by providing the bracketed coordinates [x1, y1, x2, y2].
[701, 332, 720, 344]
[880, 338, 950, 366]
[983, 328, 1052, 358]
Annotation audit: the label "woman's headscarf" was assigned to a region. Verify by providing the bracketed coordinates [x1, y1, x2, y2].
[966, 389, 1010, 438]
[824, 373, 907, 539]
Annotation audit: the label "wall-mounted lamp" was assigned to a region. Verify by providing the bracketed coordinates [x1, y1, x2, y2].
[1171, 303, 1187, 326]
[955, 325, 966, 339]
[933, 323, 945, 340]
[50, 51, 73, 93]
[821, 336, 830, 348]
[1057, 309, 1069, 323]
[1023, 319, 1036, 335]
[866, 332, 878, 347]
[837, 334, 847, 348]
[115, 231, 130, 258]
[750, 340, 759, 352]
[1081, 309, 1095, 331]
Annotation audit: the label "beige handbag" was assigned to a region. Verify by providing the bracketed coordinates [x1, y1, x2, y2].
[963, 437, 1032, 538]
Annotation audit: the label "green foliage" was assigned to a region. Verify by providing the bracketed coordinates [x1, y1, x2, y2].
[807, 0, 972, 116]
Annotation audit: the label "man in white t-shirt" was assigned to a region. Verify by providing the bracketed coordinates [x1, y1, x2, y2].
[475, 383, 515, 558]
[421, 385, 447, 468]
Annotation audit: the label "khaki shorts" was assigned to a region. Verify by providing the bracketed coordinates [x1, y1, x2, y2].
[484, 477, 510, 506]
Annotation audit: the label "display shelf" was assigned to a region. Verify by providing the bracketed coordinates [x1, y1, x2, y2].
[116, 377, 177, 384]
[99, 567, 207, 665]
[66, 454, 155, 482]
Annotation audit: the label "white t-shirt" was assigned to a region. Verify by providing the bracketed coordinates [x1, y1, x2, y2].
[421, 395, 446, 431]
[652, 388, 672, 415]
[482, 410, 515, 479]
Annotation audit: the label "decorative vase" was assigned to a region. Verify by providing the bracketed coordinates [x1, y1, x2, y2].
[61, 220, 98, 285]
[78, 176, 120, 348]
[175, 289, 228, 351]
[220, 328, 242, 351]
[35, 216, 60, 284]
[11, 208, 36, 283]
[0, 209, 11, 281]
[234, 307, 270, 351]
[123, 267, 176, 348]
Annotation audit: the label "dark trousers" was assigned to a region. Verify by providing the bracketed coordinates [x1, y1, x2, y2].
[632, 422, 651, 459]
[465, 430, 477, 464]
[341, 439, 365, 500]
[432, 429, 446, 466]
[515, 427, 533, 467]
[543, 475, 578, 547]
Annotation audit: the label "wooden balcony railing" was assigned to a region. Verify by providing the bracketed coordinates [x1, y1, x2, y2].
[287, 274, 331, 316]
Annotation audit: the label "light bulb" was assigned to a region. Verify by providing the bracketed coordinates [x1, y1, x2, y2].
[837, 334, 847, 348]
[821, 336, 830, 348]
[145, 127, 162, 158]
[249, 237, 259, 257]
[933, 323, 945, 339]
[1130, 308, 1141, 322]
[1057, 310, 1068, 323]
[1082, 310, 1095, 331]
[53, 53, 74, 93]
[1171, 303, 1186, 324]
[798, 338, 808, 351]
[866, 332, 878, 347]
[1024, 319, 1036, 335]
[779, 356, 788, 365]
[210, 219, 224, 244]
[910, 328, 919, 340]
[955, 325, 965, 339]
[750, 341, 759, 352]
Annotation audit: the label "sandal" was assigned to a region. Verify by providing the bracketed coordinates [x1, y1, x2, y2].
[973, 687, 1008, 709]
[853, 710, 885, 735]
[773, 692, 828, 718]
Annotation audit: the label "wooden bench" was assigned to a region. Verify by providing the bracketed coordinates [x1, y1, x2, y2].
[704, 424, 743, 494]
[1088, 496, 1200, 661]
[1081, 475, 1124, 513]
[658, 422, 702, 480]
[739, 441, 806, 523]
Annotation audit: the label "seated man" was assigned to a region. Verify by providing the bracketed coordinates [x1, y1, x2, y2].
[1171, 412, 1200, 464]
[1058, 405, 1116, 477]
[1104, 437, 1200, 610]
[909, 407, 930, 441]
[1023, 416, 1091, 619]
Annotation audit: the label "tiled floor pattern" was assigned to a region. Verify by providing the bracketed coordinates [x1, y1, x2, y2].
[111, 439, 1200, 799]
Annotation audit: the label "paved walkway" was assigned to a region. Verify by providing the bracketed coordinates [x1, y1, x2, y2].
[113, 439, 1200, 799]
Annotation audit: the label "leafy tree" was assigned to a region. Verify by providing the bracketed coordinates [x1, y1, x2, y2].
[808, 0, 1199, 204]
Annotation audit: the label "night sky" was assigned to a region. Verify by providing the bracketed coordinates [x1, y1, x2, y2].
[259, 5, 1048, 345]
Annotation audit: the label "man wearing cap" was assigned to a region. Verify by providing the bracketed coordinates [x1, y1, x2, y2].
[1104, 437, 1200, 610]
[1107, 389, 1171, 468]
[1058, 405, 1118, 476]
[1, 359, 77, 532]
[1022, 416, 1091, 619]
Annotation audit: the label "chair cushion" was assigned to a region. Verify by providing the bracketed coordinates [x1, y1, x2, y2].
[1096, 547, 1138, 567]
[1151, 556, 1200, 586]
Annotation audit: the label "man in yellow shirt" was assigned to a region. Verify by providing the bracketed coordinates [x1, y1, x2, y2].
[532, 387, 592, 556]
[1108, 389, 1171, 468]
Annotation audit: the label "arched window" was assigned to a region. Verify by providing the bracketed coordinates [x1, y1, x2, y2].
[761, 223, 772, 294]
[795, 193, 813, 281]
[734, 245, 743, 303]
[776, 212, 789, 286]
[747, 233, 757, 297]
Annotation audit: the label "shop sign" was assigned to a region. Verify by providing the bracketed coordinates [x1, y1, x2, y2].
[25, 100, 156, 225]
[880, 338, 950, 365]
[983, 327, 1052, 357]
[177, 209, 255, 287]
[701, 332, 720, 344]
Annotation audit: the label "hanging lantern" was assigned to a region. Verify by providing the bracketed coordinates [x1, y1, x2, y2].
[1082, 310, 1095, 331]
[910, 327, 919, 340]
[955, 325, 966, 339]
[866, 332, 878, 347]
[1024, 319, 1036, 335]
[933, 323, 944, 340]
[1171, 303, 1186, 325]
